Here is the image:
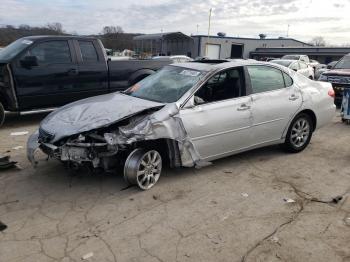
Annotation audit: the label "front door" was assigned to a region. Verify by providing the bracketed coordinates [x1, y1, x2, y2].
[180, 67, 253, 160]
[13, 40, 79, 110]
[246, 65, 302, 145]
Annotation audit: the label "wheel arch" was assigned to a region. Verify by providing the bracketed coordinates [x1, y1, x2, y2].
[297, 109, 317, 131]
[128, 69, 155, 86]
[0, 93, 8, 110]
[132, 138, 182, 168]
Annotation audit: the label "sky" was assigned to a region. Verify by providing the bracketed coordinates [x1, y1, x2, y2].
[1, 0, 350, 45]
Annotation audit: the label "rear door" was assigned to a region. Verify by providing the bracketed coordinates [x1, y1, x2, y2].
[247, 65, 302, 145]
[180, 67, 253, 160]
[73, 39, 108, 99]
[13, 39, 79, 110]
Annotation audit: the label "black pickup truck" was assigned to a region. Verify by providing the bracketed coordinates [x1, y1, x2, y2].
[319, 53, 350, 107]
[0, 36, 171, 126]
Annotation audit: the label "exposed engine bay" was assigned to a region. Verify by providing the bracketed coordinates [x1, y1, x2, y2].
[28, 103, 208, 173]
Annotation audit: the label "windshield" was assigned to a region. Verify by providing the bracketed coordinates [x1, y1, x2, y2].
[271, 60, 292, 67]
[125, 66, 204, 103]
[334, 56, 350, 69]
[282, 55, 300, 60]
[0, 38, 33, 61]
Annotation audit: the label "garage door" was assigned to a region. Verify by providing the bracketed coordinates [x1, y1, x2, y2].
[206, 44, 220, 59]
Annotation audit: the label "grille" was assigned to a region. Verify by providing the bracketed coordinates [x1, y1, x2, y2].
[38, 128, 55, 143]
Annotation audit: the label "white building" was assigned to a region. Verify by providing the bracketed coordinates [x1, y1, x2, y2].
[191, 35, 312, 59]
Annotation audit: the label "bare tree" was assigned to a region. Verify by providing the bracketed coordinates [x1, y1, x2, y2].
[310, 36, 326, 46]
[19, 24, 30, 30]
[101, 26, 124, 35]
[46, 22, 63, 34]
[0, 23, 67, 46]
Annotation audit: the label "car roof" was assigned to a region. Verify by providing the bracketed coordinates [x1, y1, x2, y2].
[171, 59, 278, 72]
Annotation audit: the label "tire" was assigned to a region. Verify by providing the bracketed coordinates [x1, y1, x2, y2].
[0, 102, 5, 127]
[283, 113, 313, 153]
[124, 148, 162, 190]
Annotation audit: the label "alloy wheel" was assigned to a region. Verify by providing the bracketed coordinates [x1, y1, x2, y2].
[290, 117, 311, 148]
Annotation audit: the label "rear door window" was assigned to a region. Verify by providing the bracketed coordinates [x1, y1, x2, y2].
[283, 72, 293, 87]
[78, 41, 98, 62]
[247, 66, 286, 93]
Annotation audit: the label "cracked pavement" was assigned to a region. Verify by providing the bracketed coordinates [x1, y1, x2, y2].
[0, 112, 349, 262]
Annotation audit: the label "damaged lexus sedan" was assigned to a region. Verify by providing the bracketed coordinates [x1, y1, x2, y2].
[27, 60, 336, 190]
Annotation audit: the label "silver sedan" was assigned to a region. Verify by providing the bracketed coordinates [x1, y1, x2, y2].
[28, 60, 336, 190]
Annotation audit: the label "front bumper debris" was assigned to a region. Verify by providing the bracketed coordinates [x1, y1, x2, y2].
[27, 130, 40, 165]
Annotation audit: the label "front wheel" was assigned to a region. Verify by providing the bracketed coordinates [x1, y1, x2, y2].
[283, 113, 313, 153]
[124, 148, 162, 190]
[0, 102, 5, 127]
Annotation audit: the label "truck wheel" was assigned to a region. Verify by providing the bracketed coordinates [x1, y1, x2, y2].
[282, 113, 313, 153]
[124, 148, 162, 190]
[0, 102, 5, 127]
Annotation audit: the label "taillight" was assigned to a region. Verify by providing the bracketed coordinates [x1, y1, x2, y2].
[328, 88, 335, 98]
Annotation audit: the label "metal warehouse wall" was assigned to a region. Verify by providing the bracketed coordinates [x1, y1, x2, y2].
[192, 36, 311, 59]
[134, 38, 193, 56]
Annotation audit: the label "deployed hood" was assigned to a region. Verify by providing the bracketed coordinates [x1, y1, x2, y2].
[40, 92, 164, 142]
[323, 69, 350, 76]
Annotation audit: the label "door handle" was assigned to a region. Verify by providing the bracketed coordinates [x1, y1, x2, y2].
[67, 68, 78, 75]
[289, 94, 299, 101]
[237, 104, 251, 111]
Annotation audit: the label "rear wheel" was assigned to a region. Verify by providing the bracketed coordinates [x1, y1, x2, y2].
[283, 113, 313, 153]
[0, 102, 5, 127]
[124, 148, 162, 190]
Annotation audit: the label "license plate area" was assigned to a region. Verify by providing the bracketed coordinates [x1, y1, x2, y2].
[61, 146, 88, 162]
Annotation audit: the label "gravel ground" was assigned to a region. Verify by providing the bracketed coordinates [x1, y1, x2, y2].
[0, 112, 349, 262]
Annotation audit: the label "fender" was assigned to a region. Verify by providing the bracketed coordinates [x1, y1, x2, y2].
[128, 69, 155, 86]
[0, 64, 18, 111]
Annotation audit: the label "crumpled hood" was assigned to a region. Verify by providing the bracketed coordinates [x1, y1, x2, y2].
[40, 92, 164, 142]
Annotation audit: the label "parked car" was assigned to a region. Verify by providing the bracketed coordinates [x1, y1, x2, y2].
[281, 54, 310, 64]
[152, 55, 193, 63]
[319, 54, 350, 107]
[265, 57, 279, 62]
[0, 36, 171, 126]
[28, 60, 335, 190]
[309, 59, 320, 68]
[270, 59, 314, 79]
[315, 61, 338, 80]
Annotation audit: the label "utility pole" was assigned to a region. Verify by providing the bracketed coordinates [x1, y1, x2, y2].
[287, 24, 290, 37]
[196, 24, 199, 34]
[205, 8, 212, 56]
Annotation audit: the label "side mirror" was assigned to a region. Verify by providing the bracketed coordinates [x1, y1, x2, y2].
[20, 56, 38, 68]
[326, 64, 333, 69]
[183, 96, 196, 109]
